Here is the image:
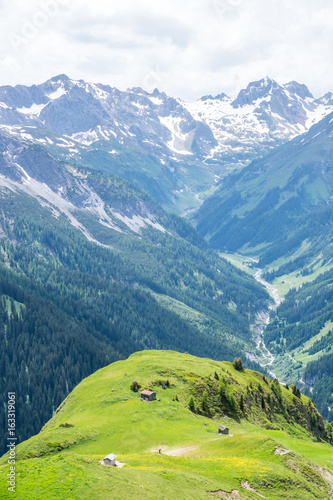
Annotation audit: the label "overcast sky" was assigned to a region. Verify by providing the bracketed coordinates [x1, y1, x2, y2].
[0, 0, 332, 101]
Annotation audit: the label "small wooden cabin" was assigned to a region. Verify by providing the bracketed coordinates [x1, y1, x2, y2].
[141, 390, 156, 401]
[103, 453, 117, 466]
[218, 425, 229, 435]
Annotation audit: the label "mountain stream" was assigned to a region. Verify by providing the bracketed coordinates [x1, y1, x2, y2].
[244, 264, 283, 379]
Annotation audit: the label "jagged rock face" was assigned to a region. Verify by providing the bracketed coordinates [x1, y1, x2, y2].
[0, 75, 217, 158]
[39, 86, 112, 135]
[231, 77, 282, 107]
[318, 91, 333, 106]
[283, 81, 314, 100]
[199, 93, 229, 102]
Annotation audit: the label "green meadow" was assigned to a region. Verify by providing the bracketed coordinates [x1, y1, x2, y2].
[1, 350, 332, 499]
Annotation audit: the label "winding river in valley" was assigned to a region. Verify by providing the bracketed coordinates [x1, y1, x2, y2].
[241, 259, 284, 379]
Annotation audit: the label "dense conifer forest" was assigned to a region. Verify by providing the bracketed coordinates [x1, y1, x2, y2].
[264, 270, 333, 353]
[303, 353, 333, 421]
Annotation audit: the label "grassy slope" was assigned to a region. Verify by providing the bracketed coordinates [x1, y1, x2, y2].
[1, 351, 332, 500]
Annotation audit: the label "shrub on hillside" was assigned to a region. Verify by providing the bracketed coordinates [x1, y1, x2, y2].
[130, 380, 141, 392]
[233, 357, 243, 371]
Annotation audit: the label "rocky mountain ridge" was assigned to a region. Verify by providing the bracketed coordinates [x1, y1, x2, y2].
[0, 75, 332, 212]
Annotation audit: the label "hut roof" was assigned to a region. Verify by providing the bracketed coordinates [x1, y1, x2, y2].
[104, 453, 117, 460]
[218, 425, 228, 431]
[141, 390, 155, 396]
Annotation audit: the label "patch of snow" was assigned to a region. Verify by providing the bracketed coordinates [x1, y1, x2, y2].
[97, 125, 110, 141]
[142, 139, 158, 146]
[149, 96, 164, 106]
[47, 85, 67, 100]
[305, 103, 333, 129]
[20, 133, 34, 141]
[159, 115, 194, 155]
[132, 102, 148, 110]
[67, 129, 99, 146]
[88, 83, 110, 101]
[17, 103, 47, 116]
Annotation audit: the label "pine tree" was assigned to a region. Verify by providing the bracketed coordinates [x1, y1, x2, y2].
[202, 390, 209, 413]
[189, 396, 195, 413]
[240, 394, 244, 413]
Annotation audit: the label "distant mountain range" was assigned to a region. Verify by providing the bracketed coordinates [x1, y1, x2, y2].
[0, 75, 332, 213]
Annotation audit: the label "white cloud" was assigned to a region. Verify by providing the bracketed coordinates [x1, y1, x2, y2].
[0, 0, 332, 100]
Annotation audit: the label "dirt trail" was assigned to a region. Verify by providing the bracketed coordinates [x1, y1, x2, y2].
[164, 445, 198, 456]
[149, 445, 198, 456]
[275, 446, 290, 456]
[241, 481, 266, 498]
[208, 489, 241, 499]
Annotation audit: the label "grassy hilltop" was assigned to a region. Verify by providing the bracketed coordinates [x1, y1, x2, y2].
[1, 350, 333, 499]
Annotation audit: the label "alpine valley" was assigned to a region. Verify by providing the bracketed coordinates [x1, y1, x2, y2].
[1, 75, 333, 499]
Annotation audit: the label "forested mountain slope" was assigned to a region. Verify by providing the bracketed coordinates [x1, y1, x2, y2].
[263, 269, 333, 421]
[304, 352, 333, 422]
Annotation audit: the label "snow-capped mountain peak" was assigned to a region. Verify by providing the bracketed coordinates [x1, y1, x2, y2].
[283, 81, 313, 100]
[231, 76, 280, 108]
[318, 91, 333, 106]
[199, 92, 229, 102]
